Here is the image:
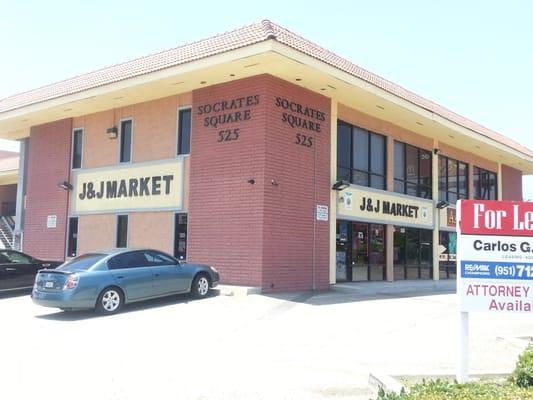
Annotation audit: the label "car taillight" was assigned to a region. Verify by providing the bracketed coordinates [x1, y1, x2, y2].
[63, 274, 79, 290]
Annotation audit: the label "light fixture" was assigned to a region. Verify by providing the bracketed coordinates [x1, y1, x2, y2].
[433, 148, 440, 155]
[436, 201, 449, 209]
[332, 180, 350, 191]
[247, 179, 256, 185]
[106, 126, 118, 139]
[58, 181, 73, 191]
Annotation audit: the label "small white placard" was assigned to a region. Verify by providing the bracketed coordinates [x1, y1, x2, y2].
[47, 215, 57, 228]
[316, 205, 328, 221]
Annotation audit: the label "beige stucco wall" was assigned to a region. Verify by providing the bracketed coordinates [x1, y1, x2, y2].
[77, 214, 116, 254]
[128, 212, 174, 254]
[70, 93, 192, 255]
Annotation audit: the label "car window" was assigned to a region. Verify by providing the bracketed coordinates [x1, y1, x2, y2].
[142, 251, 176, 266]
[58, 254, 106, 271]
[0, 251, 31, 264]
[107, 252, 150, 270]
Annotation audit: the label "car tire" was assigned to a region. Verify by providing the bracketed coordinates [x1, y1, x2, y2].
[96, 287, 124, 315]
[191, 274, 210, 299]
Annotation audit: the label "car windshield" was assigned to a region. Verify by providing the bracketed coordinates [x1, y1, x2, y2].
[57, 253, 106, 271]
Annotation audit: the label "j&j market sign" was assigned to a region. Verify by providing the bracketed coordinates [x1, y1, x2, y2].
[72, 159, 183, 214]
[337, 186, 434, 228]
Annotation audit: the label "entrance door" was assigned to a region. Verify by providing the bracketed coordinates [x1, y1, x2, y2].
[336, 221, 351, 282]
[352, 223, 369, 281]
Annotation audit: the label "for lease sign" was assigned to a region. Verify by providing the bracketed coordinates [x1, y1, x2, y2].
[457, 200, 533, 313]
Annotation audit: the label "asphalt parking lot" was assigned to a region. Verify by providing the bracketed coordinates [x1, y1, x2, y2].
[1, 281, 531, 400]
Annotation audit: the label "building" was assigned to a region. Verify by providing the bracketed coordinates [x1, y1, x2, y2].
[0, 20, 531, 291]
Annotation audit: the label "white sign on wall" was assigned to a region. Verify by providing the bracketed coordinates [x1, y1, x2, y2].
[316, 205, 328, 221]
[46, 215, 57, 229]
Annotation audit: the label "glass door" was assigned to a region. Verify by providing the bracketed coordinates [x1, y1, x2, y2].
[352, 223, 369, 281]
[336, 221, 351, 282]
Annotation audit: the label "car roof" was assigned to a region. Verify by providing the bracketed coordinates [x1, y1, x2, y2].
[95, 248, 173, 257]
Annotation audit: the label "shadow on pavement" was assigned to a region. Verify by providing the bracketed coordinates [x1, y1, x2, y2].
[263, 280, 457, 306]
[0, 288, 32, 299]
[34, 289, 220, 321]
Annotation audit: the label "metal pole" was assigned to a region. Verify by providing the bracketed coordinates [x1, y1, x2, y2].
[457, 311, 469, 383]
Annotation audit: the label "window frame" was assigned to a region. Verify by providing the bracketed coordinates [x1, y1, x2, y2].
[119, 118, 133, 163]
[393, 140, 432, 199]
[176, 107, 192, 156]
[174, 212, 188, 260]
[336, 120, 387, 190]
[473, 166, 498, 200]
[116, 214, 129, 248]
[71, 128, 84, 169]
[438, 155, 469, 203]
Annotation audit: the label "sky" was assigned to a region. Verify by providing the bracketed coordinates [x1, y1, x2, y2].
[1, 0, 532, 198]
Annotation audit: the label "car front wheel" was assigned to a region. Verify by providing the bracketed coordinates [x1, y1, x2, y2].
[191, 274, 210, 299]
[96, 287, 124, 314]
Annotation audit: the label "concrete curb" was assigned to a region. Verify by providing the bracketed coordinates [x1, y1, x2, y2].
[369, 372, 407, 395]
[217, 285, 261, 296]
[369, 370, 512, 395]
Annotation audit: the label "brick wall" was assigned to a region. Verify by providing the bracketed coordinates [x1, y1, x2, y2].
[188, 75, 330, 291]
[501, 164, 523, 201]
[262, 76, 331, 291]
[24, 119, 72, 261]
[188, 76, 267, 286]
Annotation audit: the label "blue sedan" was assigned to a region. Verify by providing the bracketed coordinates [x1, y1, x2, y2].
[32, 248, 219, 314]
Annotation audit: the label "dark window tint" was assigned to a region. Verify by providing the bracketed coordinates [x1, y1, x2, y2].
[108, 251, 148, 270]
[58, 253, 106, 271]
[174, 213, 188, 260]
[353, 128, 369, 171]
[393, 227, 433, 280]
[0, 251, 31, 264]
[337, 120, 386, 190]
[72, 129, 83, 169]
[438, 156, 468, 203]
[474, 166, 497, 200]
[177, 108, 192, 155]
[120, 120, 132, 162]
[393, 141, 432, 199]
[143, 250, 176, 266]
[67, 217, 78, 257]
[116, 215, 128, 248]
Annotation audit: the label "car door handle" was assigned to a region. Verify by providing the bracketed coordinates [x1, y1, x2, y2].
[5, 268, 16, 271]
[154, 273, 160, 277]
[116, 275, 124, 279]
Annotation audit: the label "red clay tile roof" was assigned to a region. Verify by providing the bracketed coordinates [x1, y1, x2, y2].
[0, 19, 531, 158]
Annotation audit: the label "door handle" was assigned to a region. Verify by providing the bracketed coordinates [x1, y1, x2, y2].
[116, 275, 124, 279]
[154, 273, 160, 277]
[5, 268, 16, 271]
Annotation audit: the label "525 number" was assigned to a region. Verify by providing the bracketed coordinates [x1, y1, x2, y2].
[295, 133, 313, 148]
[218, 128, 240, 142]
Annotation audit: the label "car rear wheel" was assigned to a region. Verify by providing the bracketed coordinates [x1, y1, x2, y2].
[191, 274, 210, 299]
[96, 287, 124, 314]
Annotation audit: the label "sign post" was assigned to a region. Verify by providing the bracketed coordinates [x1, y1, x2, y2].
[456, 200, 533, 383]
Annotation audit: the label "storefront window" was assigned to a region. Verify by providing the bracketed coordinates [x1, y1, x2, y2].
[473, 166, 497, 200]
[439, 231, 457, 279]
[393, 141, 432, 199]
[438, 156, 468, 204]
[337, 120, 386, 190]
[393, 227, 433, 280]
[336, 221, 385, 282]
